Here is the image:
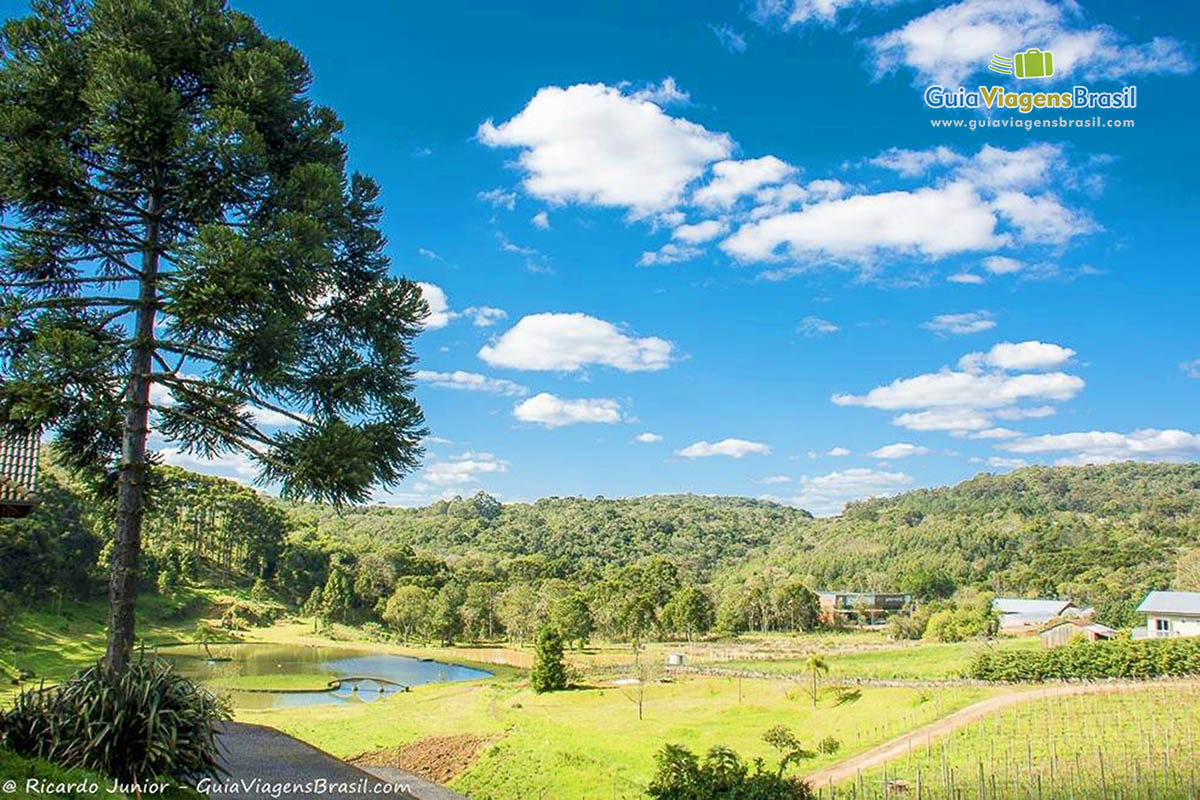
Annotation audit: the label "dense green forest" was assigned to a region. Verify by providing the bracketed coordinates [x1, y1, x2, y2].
[2, 455, 1197, 643]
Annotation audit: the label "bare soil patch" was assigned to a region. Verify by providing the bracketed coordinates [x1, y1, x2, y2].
[350, 734, 494, 784]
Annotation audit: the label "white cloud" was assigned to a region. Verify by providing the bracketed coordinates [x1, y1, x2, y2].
[677, 438, 771, 458]
[985, 456, 1027, 469]
[415, 370, 529, 397]
[959, 341, 1075, 372]
[983, 255, 1024, 275]
[672, 219, 729, 244]
[798, 315, 840, 337]
[893, 408, 993, 432]
[479, 82, 733, 216]
[992, 192, 1099, 244]
[478, 188, 517, 210]
[971, 427, 1021, 440]
[754, 0, 899, 27]
[870, 146, 964, 177]
[827, 446, 852, 456]
[531, 211, 550, 229]
[790, 468, 913, 517]
[418, 248, 443, 261]
[869, 0, 1194, 86]
[463, 306, 508, 327]
[417, 282, 458, 329]
[692, 156, 797, 209]
[1000, 429, 1200, 465]
[922, 310, 996, 335]
[160, 447, 259, 484]
[995, 405, 1057, 420]
[247, 406, 307, 427]
[948, 272, 984, 285]
[479, 313, 673, 372]
[513, 393, 624, 427]
[423, 452, 509, 486]
[1182, 359, 1200, 379]
[757, 475, 793, 484]
[635, 432, 664, 443]
[710, 24, 747, 53]
[722, 181, 1005, 263]
[870, 442, 930, 459]
[630, 77, 691, 105]
[835, 369, 1084, 411]
[639, 242, 703, 266]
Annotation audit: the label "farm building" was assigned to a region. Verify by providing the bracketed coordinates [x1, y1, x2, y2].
[993, 598, 1084, 633]
[1040, 619, 1117, 648]
[1132, 591, 1200, 639]
[817, 591, 910, 624]
[0, 430, 40, 519]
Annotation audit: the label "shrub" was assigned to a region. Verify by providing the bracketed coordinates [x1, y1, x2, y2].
[0, 589, 15, 637]
[0, 653, 230, 785]
[646, 743, 813, 799]
[530, 624, 567, 693]
[968, 636, 1200, 682]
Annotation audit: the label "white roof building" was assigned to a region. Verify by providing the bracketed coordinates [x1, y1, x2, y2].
[993, 598, 1079, 631]
[1134, 591, 1200, 640]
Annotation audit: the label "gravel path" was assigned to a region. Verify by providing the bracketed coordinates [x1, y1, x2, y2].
[802, 681, 1200, 789]
[210, 722, 426, 799]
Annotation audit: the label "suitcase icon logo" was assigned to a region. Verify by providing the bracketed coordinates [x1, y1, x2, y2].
[988, 49, 1054, 79]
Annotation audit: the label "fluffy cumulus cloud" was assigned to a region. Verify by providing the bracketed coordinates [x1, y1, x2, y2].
[478, 82, 732, 216]
[948, 272, 985, 284]
[870, 442, 930, 459]
[983, 256, 1024, 275]
[513, 393, 624, 427]
[868, 0, 1194, 86]
[922, 310, 996, 335]
[479, 313, 673, 372]
[692, 156, 797, 209]
[677, 438, 771, 458]
[415, 370, 529, 397]
[1000, 429, 1200, 465]
[790, 468, 913, 517]
[417, 282, 457, 329]
[959, 340, 1075, 372]
[827, 446, 852, 456]
[463, 306, 508, 327]
[672, 219, 730, 244]
[834, 342, 1085, 434]
[722, 181, 1005, 263]
[635, 432, 664, 443]
[422, 452, 509, 486]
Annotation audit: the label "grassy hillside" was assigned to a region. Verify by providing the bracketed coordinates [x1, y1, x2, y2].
[725, 462, 1200, 625]
[283, 493, 815, 578]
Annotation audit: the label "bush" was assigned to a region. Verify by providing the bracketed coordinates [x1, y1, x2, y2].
[0, 590, 15, 637]
[968, 636, 1200, 682]
[0, 653, 230, 785]
[530, 624, 567, 693]
[646, 743, 813, 799]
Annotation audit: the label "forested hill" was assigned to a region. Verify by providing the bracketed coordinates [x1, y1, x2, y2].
[282, 494, 814, 578]
[719, 462, 1200, 624]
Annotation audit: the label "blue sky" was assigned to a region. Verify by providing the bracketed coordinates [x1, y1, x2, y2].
[10, 0, 1197, 514]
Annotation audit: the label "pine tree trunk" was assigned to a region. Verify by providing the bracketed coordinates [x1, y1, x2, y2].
[104, 196, 161, 675]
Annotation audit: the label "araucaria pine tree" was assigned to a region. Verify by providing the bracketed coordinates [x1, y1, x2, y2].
[0, 0, 428, 674]
[530, 624, 568, 693]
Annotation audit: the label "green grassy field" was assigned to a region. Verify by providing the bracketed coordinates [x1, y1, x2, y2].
[831, 684, 1200, 799]
[715, 637, 1042, 680]
[241, 670, 994, 799]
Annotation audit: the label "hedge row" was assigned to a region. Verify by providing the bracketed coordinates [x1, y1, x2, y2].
[968, 636, 1200, 682]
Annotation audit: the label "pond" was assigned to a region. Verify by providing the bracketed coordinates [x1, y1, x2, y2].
[157, 643, 491, 709]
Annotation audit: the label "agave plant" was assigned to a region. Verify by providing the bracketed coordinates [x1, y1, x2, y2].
[0, 651, 231, 785]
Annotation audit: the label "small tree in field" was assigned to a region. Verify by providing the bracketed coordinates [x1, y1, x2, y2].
[530, 624, 567, 693]
[802, 654, 828, 708]
[0, 0, 428, 674]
